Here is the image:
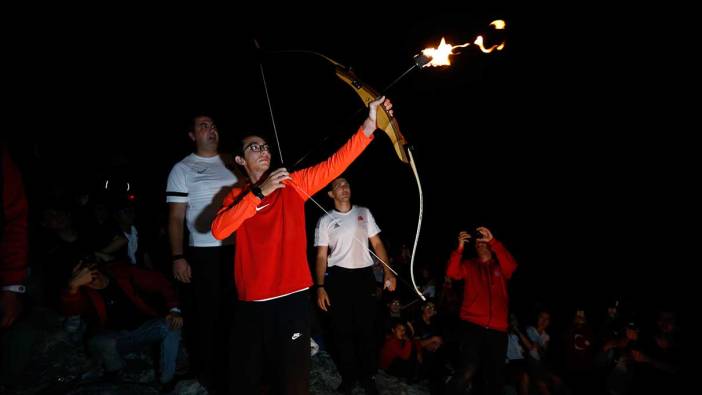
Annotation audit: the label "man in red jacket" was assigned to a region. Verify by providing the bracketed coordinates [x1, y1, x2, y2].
[61, 260, 183, 389]
[211, 96, 393, 394]
[444, 227, 518, 395]
[0, 143, 31, 389]
[0, 143, 28, 329]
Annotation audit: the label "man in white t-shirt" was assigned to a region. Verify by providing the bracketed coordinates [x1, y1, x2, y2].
[165, 114, 237, 393]
[314, 177, 396, 394]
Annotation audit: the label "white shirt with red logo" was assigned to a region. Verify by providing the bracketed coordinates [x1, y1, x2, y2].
[314, 205, 380, 269]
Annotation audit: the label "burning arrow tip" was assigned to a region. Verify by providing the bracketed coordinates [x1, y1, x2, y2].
[414, 53, 431, 68]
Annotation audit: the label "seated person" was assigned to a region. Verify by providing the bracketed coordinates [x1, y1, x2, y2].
[505, 314, 531, 395]
[412, 301, 451, 392]
[60, 259, 183, 389]
[379, 320, 421, 382]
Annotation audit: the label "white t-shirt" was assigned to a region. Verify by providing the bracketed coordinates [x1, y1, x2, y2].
[166, 153, 237, 247]
[526, 326, 550, 360]
[124, 225, 138, 264]
[506, 333, 525, 361]
[314, 205, 381, 269]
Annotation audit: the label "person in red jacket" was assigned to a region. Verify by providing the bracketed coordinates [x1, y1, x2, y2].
[444, 226, 518, 395]
[379, 320, 421, 380]
[0, 143, 28, 329]
[211, 96, 393, 394]
[61, 260, 183, 389]
[0, 143, 31, 389]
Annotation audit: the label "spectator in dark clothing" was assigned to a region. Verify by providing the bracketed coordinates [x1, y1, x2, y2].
[601, 320, 641, 395]
[631, 310, 680, 394]
[81, 198, 128, 263]
[562, 308, 595, 394]
[39, 203, 93, 308]
[412, 301, 449, 394]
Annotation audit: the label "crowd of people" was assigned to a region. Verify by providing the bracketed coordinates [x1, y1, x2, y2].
[0, 96, 682, 395]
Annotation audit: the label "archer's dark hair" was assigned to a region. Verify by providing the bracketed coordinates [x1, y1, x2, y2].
[234, 134, 273, 158]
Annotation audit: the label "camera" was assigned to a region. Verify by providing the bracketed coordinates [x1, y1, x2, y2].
[470, 229, 484, 241]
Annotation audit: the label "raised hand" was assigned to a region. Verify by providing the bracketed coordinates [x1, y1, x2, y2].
[260, 167, 292, 196]
[69, 262, 97, 291]
[363, 96, 394, 136]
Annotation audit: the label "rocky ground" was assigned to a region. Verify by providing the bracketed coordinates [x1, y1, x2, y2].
[4, 308, 429, 395]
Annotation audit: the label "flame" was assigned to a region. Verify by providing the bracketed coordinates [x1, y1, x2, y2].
[421, 19, 506, 67]
[473, 36, 505, 53]
[490, 19, 506, 30]
[422, 37, 471, 67]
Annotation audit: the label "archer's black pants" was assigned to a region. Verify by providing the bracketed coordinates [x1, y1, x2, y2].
[231, 290, 311, 395]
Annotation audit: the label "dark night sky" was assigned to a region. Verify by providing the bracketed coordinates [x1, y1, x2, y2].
[7, 6, 692, 318]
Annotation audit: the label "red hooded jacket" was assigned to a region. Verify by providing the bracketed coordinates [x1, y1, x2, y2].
[446, 239, 517, 332]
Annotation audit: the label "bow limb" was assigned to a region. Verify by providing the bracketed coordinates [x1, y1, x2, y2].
[407, 149, 426, 301]
[333, 64, 426, 301]
[334, 67, 409, 164]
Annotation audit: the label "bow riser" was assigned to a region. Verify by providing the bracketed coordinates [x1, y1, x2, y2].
[334, 67, 410, 164]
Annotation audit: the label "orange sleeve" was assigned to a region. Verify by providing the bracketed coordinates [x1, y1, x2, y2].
[211, 187, 260, 240]
[288, 128, 373, 200]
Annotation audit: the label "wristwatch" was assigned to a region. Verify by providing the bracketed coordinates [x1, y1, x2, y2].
[1, 285, 26, 294]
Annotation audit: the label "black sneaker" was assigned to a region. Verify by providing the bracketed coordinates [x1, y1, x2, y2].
[360, 376, 379, 395]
